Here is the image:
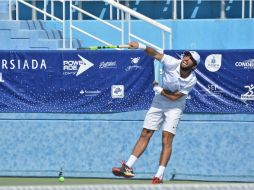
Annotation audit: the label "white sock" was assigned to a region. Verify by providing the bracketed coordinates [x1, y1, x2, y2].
[155, 165, 165, 179]
[126, 155, 137, 168]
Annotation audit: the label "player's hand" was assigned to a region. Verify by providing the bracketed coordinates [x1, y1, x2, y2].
[153, 85, 163, 94]
[128, 41, 139, 49]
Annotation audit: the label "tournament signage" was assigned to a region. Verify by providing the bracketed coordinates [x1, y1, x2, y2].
[164, 50, 254, 113]
[0, 50, 154, 113]
[0, 50, 253, 113]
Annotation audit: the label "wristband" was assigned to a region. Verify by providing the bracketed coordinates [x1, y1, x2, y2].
[153, 86, 163, 94]
[138, 43, 146, 50]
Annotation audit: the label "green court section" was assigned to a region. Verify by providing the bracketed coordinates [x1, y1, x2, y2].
[0, 177, 232, 186]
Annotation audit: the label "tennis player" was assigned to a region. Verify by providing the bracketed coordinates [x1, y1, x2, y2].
[112, 41, 200, 184]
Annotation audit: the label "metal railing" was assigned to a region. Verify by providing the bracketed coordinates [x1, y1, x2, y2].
[106, 0, 172, 50]
[11, 0, 172, 50]
[7, 0, 254, 50]
[14, 0, 66, 48]
[69, 0, 125, 49]
[69, 0, 172, 50]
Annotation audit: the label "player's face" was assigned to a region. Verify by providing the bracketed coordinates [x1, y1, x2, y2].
[180, 55, 196, 70]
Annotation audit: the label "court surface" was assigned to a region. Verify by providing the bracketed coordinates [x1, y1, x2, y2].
[0, 177, 251, 185]
[0, 177, 253, 190]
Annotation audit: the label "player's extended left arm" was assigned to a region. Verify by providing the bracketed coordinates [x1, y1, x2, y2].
[153, 86, 185, 101]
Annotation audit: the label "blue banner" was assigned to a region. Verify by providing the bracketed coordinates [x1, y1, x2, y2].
[0, 50, 253, 113]
[163, 50, 254, 113]
[0, 50, 155, 113]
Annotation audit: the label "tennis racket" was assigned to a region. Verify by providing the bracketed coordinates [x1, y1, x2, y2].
[78, 45, 130, 50]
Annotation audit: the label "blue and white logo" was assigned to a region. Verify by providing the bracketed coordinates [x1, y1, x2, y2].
[235, 59, 254, 69]
[80, 89, 101, 96]
[111, 85, 124, 98]
[63, 54, 94, 76]
[99, 61, 117, 69]
[205, 54, 222, 72]
[1, 59, 47, 70]
[125, 57, 143, 71]
[241, 84, 254, 100]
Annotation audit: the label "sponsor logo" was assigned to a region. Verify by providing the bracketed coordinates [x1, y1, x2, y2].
[99, 61, 117, 69]
[131, 57, 140, 64]
[111, 85, 124, 98]
[1, 59, 47, 70]
[241, 84, 254, 100]
[125, 57, 143, 71]
[205, 54, 222, 72]
[0, 59, 47, 83]
[235, 59, 254, 69]
[206, 84, 223, 96]
[199, 84, 224, 97]
[80, 89, 101, 96]
[63, 55, 94, 76]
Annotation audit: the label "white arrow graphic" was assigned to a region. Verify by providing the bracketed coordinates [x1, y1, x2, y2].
[76, 55, 94, 76]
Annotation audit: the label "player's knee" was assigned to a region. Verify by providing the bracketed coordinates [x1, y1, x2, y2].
[162, 140, 172, 149]
[162, 132, 174, 147]
[141, 128, 153, 139]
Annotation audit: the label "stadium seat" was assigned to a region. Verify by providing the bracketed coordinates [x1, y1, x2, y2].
[0, 20, 83, 50]
[0, 1, 9, 20]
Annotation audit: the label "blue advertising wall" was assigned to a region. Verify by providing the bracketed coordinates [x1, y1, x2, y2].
[0, 50, 154, 113]
[0, 50, 253, 181]
[0, 50, 253, 113]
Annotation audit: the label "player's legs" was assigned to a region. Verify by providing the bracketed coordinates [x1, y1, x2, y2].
[153, 108, 182, 184]
[131, 128, 155, 158]
[112, 106, 164, 178]
[112, 128, 155, 178]
[130, 105, 164, 163]
[160, 108, 182, 167]
[159, 107, 182, 166]
[159, 131, 174, 167]
[152, 131, 174, 184]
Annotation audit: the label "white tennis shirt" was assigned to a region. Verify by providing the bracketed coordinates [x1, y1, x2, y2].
[152, 54, 197, 110]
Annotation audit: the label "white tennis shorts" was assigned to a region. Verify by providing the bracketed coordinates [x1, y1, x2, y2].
[143, 106, 182, 135]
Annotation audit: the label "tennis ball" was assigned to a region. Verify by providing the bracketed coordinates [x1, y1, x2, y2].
[59, 176, 65, 182]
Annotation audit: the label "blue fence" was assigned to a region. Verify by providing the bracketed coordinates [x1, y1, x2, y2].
[0, 112, 253, 181]
[0, 50, 253, 181]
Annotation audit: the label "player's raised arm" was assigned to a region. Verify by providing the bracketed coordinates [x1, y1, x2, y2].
[128, 41, 164, 61]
